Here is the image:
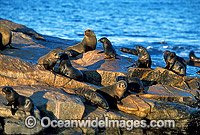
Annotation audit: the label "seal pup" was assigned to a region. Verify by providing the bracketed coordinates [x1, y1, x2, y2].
[98, 37, 117, 59]
[2, 86, 34, 115]
[59, 53, 84, 81]
[189, 51, 200, 62]
[119, 47, 138, 55]
[0, 23, 16, 50]
[116, 76, 145, 93]
[64, 29, 97, 56]
[136, 46, 151, 68]
[74, 88, 109, 110]
[37, 47, 63, 70]
[163, 50, 186, 76]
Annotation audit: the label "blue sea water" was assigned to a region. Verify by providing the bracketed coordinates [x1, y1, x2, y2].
[1, 0, 200, 76]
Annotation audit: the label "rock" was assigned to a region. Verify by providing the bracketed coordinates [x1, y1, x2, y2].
[4, 118, 43, 135]
[57, 128, 83, 135]
[0, 85, 85, 120]
[71, 50, 132, 86]
[128, 67, 200, 96]
[140, 84, 198, 107]
[0, 18, 45, 41]
[0, 54, 97, 90]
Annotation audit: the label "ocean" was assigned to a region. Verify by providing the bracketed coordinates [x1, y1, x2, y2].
[1, 0, 200, 76]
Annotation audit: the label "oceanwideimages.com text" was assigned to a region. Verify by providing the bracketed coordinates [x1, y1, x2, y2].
[25, 116, 175, 130]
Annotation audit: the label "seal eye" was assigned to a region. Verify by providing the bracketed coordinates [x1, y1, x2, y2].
[54, 53, 57, 56]
[87, 30, 91, 32]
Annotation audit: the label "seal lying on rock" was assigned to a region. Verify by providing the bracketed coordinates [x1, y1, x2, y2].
[0, 23, 16, 50]
[119, 47, 138, 55]
[189, 51, 200, 62]
[37, 47, 63, 70]
[2, 86, 34, 115]
[74, 88, 109, 110]
[136, 46, 151, 68]
[96, 80, 127, 109]
[98, 37, 117, 59]
[163, 50, 186, 76]
[59, 53, 84, 81]
[64, 29, 97, 57]
[116, 76, 145, 93]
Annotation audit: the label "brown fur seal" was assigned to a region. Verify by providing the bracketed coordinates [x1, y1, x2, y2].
[98, 37, 117, 59]
[116, 76, 145, 93]
[37, 47, 63, 70]
[96, 80, 127, 109]
[64, 29, 97, 56]
[136, 46, 151, 68]
[119, 47, 138, 55]
[189, 51, 200, 62]
[59, 53, 84, 81]
[74, 88, 109, 110]
[163, 50, 186, 76]
[0, 23, 15, 50]
[2, 86, 34, 115]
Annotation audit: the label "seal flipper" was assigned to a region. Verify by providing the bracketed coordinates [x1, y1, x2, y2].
[3, 102, 11, 106]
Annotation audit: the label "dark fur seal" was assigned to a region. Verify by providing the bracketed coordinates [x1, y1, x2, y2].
[37, 47, 63, 70]
[59, 53, 83, 81]
[2, 86, 34, 115]
[64, 29, 97, 57]
[163, 50, 186, 76]
[98, 37, 117, 59]
[74, 88, 109, 110]
[0, 23, 15, 50]
[136, 46, 151, 68]
[189, 51, 200, 62]
[119, 47, 138, 55]
[116, 76, 145, 93]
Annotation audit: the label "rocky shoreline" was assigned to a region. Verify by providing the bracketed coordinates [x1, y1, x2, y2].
[0, 18, 200, 135]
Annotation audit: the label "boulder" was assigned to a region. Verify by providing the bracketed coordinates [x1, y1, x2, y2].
[0, 85, 85, 120]
[71, 50, 133, 86]
[4, 118, 43, 135]
[0, 54, 97, 90]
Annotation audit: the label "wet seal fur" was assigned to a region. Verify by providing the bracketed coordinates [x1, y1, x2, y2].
[116, 76, 145, 93]
[189, 51, 200, 62]
[59, 53, 83, 81]
[98, 37, 117, 59]
[37, 47, 64, 70]
[163, 50, 186, 76]
[64, 29, 97, 57]
[0, 23, 16, 50]
[119, 47, 138, 55]
[74, 88, 109, 110]
[136, 46, 151, 68]
[2, 86, 34, 115]
[96, 80, 127, 109]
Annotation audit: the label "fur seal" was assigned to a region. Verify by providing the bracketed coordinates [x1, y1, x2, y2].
[2, 86, 34, 115]
[189, 51, 200, 62]
[74, 88, 109, 110]
[119, 47, 138, 55]
[59, 53, 84, 81]
[98, 37, 117, 59]
[37, 47, 63, 70]
[163, 50, 186, 76]
[96, 80, 127, 109]
[0, 23, 15, 50]
[136, 46, 151, 68]
[116, 76, 145, 93]
[64, 29, 97, 56]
